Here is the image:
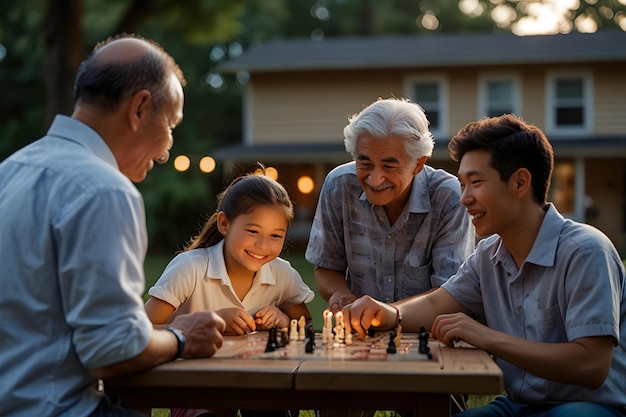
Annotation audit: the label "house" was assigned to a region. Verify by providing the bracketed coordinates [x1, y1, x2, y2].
[216, 30, 626, 254]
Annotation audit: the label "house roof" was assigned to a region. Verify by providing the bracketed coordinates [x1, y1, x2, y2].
[219, 30, 626, 73]
[212, 137, 626, 164]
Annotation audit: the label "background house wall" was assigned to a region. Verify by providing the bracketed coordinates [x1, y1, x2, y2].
[217, 31, 626, 254]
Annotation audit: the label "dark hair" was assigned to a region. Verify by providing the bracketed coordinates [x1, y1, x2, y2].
[184, 174, 294, 251]
[73, 33, 186, 114]
[448, 114, 554, 205]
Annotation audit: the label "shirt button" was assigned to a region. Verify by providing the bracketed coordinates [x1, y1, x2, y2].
[387, 278, 392, 283]
[387, 235, 392, 240]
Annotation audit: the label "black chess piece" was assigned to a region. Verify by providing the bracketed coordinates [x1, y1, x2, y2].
[278, 328, 288, 347]
[306, 323, 315, 346]
[386, 332, 397, 354]
[305, 322, 316, 353]
[418, 326, 432, 359]
[265, 327, 279, 352]
[367, 326, 376, 338]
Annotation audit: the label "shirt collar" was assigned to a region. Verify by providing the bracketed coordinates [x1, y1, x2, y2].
[47, 115, 118, 170]
[206, 240, 276, 285]
[525, 203, 563, 267]
[492, 203, 563, 268]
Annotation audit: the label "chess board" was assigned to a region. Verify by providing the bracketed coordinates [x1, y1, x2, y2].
[214, 331, 435, 362]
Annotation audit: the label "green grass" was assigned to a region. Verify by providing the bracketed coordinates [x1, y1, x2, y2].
[143, 251, 498, 417]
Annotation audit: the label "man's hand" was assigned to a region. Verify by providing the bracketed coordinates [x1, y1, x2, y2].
[342, 295, 397, 340]
[431, 312, 488, 348]
[169, 311, 226, 358]
[328, 290, 357, 313]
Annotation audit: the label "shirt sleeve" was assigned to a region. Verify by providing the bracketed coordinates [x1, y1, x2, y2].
[563, 244, 623, 343]
[273, 259, 315, 307]
[148, 251, 204, 310]
[429, 190, 475, 288]
[56, 188, 152, 369]
[305, 169, 348, 272]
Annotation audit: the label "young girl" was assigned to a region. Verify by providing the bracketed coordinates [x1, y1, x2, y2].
[146, 173, 314, 335]
[146, 173, 313, 417]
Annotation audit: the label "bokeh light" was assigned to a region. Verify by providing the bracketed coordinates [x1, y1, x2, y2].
[265, 167, 278, 180]
[173, 155, 191, 172]
[297, 176, 315, 194]
[199, 156, 216, 173]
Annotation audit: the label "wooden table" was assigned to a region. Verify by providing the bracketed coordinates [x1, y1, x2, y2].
[105, 332, 503, 417]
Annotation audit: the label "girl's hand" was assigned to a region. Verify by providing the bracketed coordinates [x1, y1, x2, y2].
[254, 305, 290, 330]
[216, 307, 256, 335]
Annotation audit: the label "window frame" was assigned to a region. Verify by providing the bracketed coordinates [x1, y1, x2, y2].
[477, 73, 522, 119]
[403, 74, 448, 140]
[545, 70, 593, 137]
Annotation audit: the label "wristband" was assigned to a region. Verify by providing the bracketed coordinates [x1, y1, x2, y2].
[165, 327, 186, 361]
[389, 304, 403, 328]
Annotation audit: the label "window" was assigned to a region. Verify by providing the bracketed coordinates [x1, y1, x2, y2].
[546, 71, 593, 136]
[403, 76, 448, 139]
[478, 75, 521, 118]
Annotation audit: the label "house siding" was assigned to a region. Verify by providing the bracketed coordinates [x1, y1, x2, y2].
[219, 31, 626, 253]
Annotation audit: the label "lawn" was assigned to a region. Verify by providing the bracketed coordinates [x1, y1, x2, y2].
[143, 251, 498, 416]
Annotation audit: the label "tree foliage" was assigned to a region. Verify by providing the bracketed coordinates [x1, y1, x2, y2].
[1, 0, 624, 251]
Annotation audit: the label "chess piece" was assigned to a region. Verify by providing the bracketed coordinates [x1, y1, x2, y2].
[367, 326, 376, 338]
[290, 319, 298, 341]
[394, 323, 402, 348]
[419, 326, 432, 359]
[386, 330, 397, 354]
[298, 316, 307, 340]
[334, 311, 345, 343]
[345, 331, 352, 346]
[305, 322, 316, 353]
[322, 310, 331, 344]
[306, 323, 316, 345]
[278, 328, 288, 347]
[265, 327, 279, 352]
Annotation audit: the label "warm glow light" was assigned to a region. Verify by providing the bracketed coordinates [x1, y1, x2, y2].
[199, 156, 216, 173]
[297, 176, 315, 194]
[511, 0, 580, 35]
[265, 167, 278, 181]
[252, 166, 279, 180]
[173, 155, 191, 172]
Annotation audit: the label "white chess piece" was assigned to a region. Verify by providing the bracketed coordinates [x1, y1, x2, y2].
[334, 311, 345, 343]
[290, 319, 298, 341]
[322, 310, 331, 343]
[298, 316, 306, 340]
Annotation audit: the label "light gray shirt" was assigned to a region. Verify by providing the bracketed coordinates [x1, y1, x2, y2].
[0, 116, 152, 416]
[443, 204, 626, 407]
[306, 161, 475, 302]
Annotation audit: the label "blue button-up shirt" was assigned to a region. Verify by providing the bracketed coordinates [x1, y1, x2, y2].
[443, 204, 626, 407]
[0, 115, 152, 416]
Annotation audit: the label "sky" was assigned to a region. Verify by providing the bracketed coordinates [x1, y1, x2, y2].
[459, 0, 626, 36]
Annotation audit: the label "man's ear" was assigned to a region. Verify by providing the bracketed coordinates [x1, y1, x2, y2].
[513, 168, 532, 197]
[412, 156, 428, 176]
[127, 89, 152, 132]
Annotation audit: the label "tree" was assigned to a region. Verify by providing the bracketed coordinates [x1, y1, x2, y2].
[1, 0, 624, 251]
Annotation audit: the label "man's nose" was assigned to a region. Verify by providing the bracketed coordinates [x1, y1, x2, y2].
[367, 169, 386, 187]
